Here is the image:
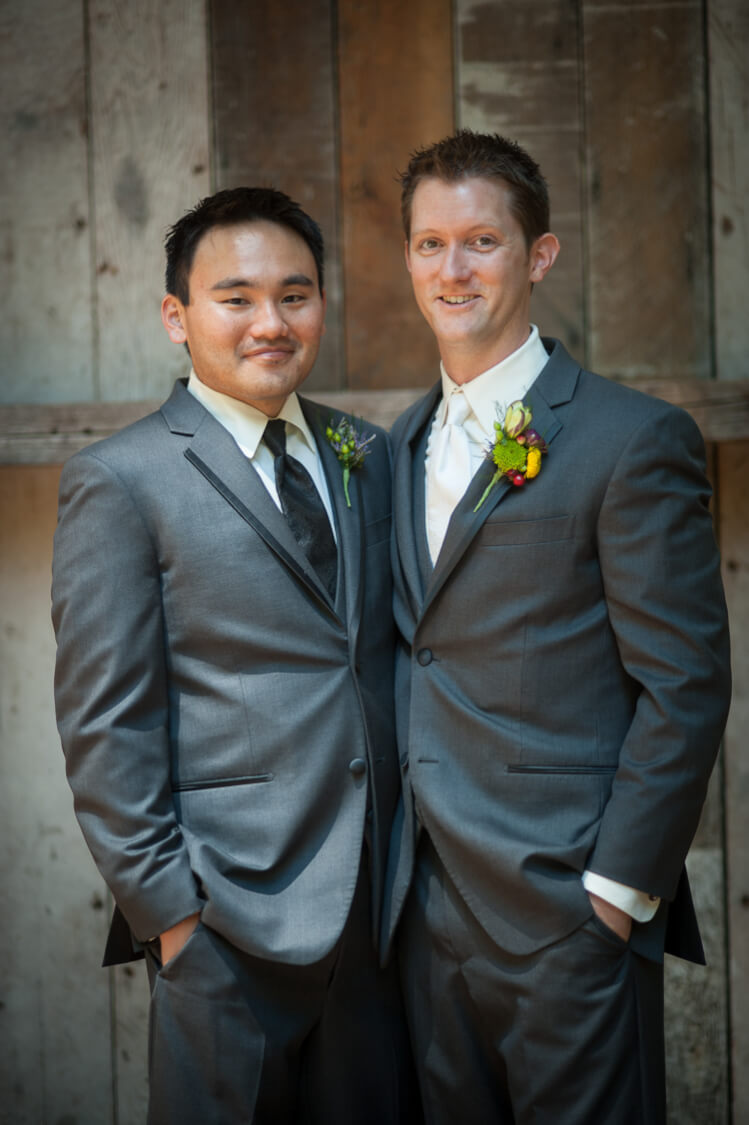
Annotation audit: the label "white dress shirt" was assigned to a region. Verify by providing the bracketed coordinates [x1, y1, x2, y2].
[424, 327, 659, 925]
[187, 370, 336, 540]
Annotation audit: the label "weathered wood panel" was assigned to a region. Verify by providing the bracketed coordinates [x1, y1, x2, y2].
[210, 0, 343, 392]
[89, 0, 211, 402]
[338, 0, 454, 390]
[5, 377, 749, 464]
[0, 0, 94, 404]
[709, 0, 749, 382]
[456, 0, 586, 357]
[583, 1, 711, 378]
[0, 467, 113, 1123]
[720, 440, 749, 1123]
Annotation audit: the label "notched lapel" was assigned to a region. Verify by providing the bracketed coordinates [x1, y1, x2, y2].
[181, 402, 339, 617]
[423, 357, 569, 614]
[301, 397, 364, 636]
[392, 384, 441, 618]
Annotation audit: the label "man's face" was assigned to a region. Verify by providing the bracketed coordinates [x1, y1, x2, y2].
[405, 176, 557, 382]
[162, 220, 326, 416]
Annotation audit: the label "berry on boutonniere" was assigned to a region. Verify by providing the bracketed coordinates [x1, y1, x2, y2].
[474, 401, 547, 511]
[325, 416, 376, 508]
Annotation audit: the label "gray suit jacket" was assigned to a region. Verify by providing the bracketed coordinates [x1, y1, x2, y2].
[383, 339, 731, 964]
[53, 380, 398, 966]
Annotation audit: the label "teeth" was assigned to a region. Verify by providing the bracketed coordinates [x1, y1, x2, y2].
[442, 295, 474, 304]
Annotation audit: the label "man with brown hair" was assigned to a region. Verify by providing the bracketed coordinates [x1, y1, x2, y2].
[383, 130, 731, 1124]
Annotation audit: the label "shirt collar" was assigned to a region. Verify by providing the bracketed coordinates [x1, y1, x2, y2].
[438, 325, 550, 441]
[186, 370, 317, 459]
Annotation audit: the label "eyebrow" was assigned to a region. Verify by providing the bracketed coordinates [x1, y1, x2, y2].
[210, 274, 315, 291]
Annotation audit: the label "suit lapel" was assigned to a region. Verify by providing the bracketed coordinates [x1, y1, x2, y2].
[300, 396, 364, 636]
[392, 382, 442, 619]
[161, 381, 339, 618]
[422, 340, 579, 616]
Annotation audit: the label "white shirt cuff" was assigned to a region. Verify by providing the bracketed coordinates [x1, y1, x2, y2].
[582, 870, 660, 923]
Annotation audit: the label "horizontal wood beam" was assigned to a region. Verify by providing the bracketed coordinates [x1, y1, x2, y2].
[1, 378, 748, 464]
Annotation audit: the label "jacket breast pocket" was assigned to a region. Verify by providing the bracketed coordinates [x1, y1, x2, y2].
[479, 514, 573, 547]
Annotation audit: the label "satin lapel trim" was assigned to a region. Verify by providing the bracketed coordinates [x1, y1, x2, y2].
[184, 409, 338, 617]
[301, 397, 363, 636]
[393, 383, 442, 617]
[423, 379, 564, 616]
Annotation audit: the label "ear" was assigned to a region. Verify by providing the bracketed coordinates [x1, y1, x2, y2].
[161, 294, 188, 344]
[404, 240, 412, 274]
[529, 233, 560, 283]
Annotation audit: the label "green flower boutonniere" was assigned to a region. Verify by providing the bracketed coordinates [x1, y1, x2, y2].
[474, 400, 548, 512]
[325, 416, 376, 507]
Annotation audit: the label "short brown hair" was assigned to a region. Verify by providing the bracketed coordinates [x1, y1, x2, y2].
[400, 129, 550, 249]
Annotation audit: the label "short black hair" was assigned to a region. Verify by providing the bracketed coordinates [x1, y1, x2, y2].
[400, 129, 550, 249]
[164, 186, 325, 303]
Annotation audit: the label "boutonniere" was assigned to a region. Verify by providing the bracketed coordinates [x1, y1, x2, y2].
[474, 400, 547, 512]
[325, 416, 376, 507]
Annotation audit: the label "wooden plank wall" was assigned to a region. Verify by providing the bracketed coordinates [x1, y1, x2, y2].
[1, 1, 748, 1122]
[710, 1, 749, 1118]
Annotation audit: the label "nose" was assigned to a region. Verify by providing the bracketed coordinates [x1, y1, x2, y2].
[249, 300, 288, 339]
[440, 242, 472, 283]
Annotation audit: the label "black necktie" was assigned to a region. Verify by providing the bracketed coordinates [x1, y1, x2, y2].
[263, 418, 337, 599]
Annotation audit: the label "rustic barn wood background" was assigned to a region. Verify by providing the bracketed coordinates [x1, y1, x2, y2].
[1, 1, 747, 1122]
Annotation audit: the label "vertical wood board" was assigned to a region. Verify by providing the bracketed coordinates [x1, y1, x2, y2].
[210, 0, 343, 391]
[709, 0, 749, 380]
[719, 440, 749, 1123]
[89, 0, 211, 402]
[338, 0, 454, 390]
[0, 466, 113, 1123]
[0, 0, 94, 403]
[583, 2, 711, 378]
[456, 0, 586, 356]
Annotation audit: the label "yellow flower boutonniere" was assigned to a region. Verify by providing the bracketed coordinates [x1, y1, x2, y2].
[474, 400, 548, 512]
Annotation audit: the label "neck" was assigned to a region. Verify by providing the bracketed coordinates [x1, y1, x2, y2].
[440, 327, 531, 385]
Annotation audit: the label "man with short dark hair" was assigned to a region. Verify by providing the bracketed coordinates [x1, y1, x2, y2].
[383, 130, 731, 1123]
[53, 186, 419, 1124]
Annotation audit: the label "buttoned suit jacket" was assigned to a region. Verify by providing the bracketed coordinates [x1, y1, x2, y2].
[53, 379, 397, 966]
[382, 339, 731, 964]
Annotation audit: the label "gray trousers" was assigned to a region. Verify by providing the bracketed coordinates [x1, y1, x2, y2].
[399, 835, 666, 1125]
[145, 860, 422, 1125]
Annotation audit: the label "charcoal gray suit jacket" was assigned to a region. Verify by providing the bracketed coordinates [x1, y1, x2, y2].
[382, 338, 731, 964]
[53, 380, 397, 965]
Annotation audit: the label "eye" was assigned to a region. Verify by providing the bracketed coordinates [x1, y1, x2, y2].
[222, 296, 249, 306]
[472, 234, 497, 250]
[416, 237, 441, 252]
[281, 293, 306, 304]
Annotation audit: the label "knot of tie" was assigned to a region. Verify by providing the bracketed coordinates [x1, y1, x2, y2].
[262, 417, 287, 458]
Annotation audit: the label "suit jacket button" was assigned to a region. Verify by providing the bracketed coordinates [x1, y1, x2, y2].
[417, 648, 433, 666]
[349, 757, 367, 776]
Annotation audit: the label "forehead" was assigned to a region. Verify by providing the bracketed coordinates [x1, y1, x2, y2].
[189, 220, 317, 284]
[410, 176, 516, 232]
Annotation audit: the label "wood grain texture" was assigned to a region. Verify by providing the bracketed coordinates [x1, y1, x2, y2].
[719, 440, 749, 1124]
[456, 0, 586, 356]
[583, 1, 711, 378]
[0, 0, 94, 403]
[0, 467, 113, 1123]
[338, 0, 454, 390]
[89, 0, 211, 402]
[4, 376, 749, 463]
[210, 0, 343, 391]
[709, 0, 749, 381]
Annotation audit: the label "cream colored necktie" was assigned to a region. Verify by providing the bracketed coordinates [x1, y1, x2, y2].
[426, 392, 473, 563]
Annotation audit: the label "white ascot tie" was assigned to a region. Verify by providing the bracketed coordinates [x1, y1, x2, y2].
[426, 391, 474, 563]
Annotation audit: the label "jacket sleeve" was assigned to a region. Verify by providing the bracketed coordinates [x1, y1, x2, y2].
[587, 403, 731, 900]
[52, 449, 204, 941]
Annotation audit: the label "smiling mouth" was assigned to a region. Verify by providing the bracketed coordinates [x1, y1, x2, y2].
[439, 295, 477, 305]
